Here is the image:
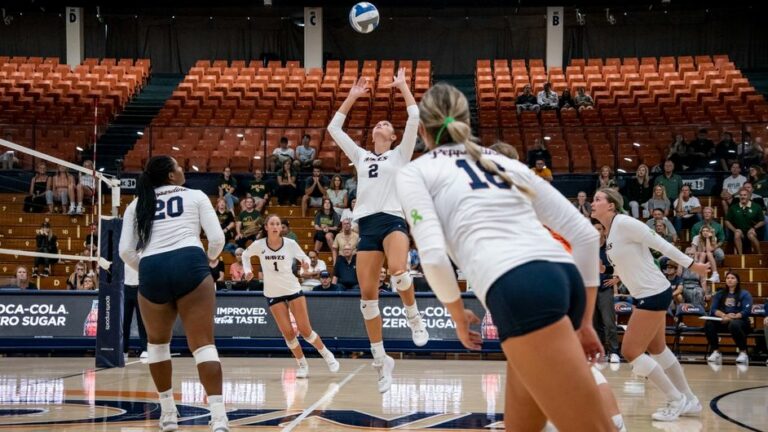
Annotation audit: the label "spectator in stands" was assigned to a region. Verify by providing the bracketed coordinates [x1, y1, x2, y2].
[646, 208, 677, 242]
[721, 162, 747, 214]
[333, 246, 359, 290]
[726, 187, 765, 255]
[515, 84, 540, 114]
[663, 261, 683, 300]
[558, 88, 576, 111]
[34, 222, 58, 277]
[4, 266, 36, 290]
[738, 133, 764, 168]
[654, 219, 675, 243]
[73, 160, 95, 215]
[672, 184, 702, 231]
[47, 165, 75, 214]
[247, 169, 271, 212]
[667, 134, 692, 171]
[345, 167, 357, 199]
[737, 182, 765, 210]
[217, 167, 238, 213]
[270, 137, 295, 171]
[592, 221, 620, 363]
[215, 199, 237, 254]
[275, 158, 299, 205]
[623, 164, 653, 218]
[300, 250, 327, 290]
[327, 174, 348, 215]
[687, 128, 715, 171]
[654, 159, 683, 201]
[235, 197, 263, 248]
[332, 219, 360, 263]
[692, 226, 721, 283]
[84, 222, 98, 251]
[574, 191, 591, 218]
[295, 134, 320, 171]
[671, 250, 708, 310]
[749, 166, 768, 197]
[24, 162, 50, 213]
[66, 262, 89, 290]
[574, 87, 594, 111]
[0, 142, 18, 170]
[314, 270, 342, 292]
[716, 132, 739, 171]
[378, 267, 390, 292]
[531, 158, 553, 182]
[82, 274, 97, 291]
[705, 271, 753, 364]
[229, 248, 246, 282]
[302, 167, 328, 217]
[526, 137, 551, 168]
[209, 256, 225, 283]
[691, 206, 726, 263]
[645, 185, 672, 217]
[313, 198, 340, 252]
[281, 219, 298, 242]
[340, 197, 358, 233]
[537, 82, 558, 111]
[596, 165, 618, 190]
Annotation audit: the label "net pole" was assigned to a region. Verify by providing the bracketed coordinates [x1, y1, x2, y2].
[91, 99, 100, 266]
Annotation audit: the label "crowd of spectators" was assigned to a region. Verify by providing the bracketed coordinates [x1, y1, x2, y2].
[515, 83, 595, 115]
[23, 160, 97, 215]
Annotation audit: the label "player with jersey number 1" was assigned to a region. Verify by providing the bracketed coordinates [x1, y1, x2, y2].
[327, 67, 428, 393]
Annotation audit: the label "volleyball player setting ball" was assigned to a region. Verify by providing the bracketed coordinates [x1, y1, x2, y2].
[592, 189, 708, 422]
[241, 214, 339, 378]
[119, 156, 229, 432]
[327, 68, 428, 393]
[395, 83, 616, 431]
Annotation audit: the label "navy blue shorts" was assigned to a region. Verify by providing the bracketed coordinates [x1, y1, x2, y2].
[634, 288, 673, 311]
[138, 246, 211, 304]
[357, 213, 409, 252]
[485, 260, 586, 341]
[266, 291, 304, 307]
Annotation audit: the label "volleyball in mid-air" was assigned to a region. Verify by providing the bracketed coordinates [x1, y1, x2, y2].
[349, 2, 380, 34]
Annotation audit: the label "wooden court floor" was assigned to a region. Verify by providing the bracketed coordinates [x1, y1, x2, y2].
[0, 356, 765, 431]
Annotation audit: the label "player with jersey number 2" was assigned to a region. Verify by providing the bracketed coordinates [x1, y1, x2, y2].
[396, 83, 616, 431]
[327, 68, 428, 393]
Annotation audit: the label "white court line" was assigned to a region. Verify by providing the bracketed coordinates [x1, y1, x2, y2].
[281, 364, 366, 432]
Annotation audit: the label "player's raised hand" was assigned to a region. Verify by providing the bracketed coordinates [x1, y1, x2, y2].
[384, 67, 407, 90]
[348, 77, 370, 100]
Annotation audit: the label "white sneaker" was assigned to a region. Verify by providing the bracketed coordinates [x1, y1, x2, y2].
[324, 353, 340, 373]
[651, 394, 687, 421]
[736, 352, 749, 364]
[373, 355, 395, 393]
[209, 415, 230, 432]
[296, 362, 309, 379]
[707, 350, 722, 363]
[682, 396, 702, 417]
[75, 205, 84, 215]
[140, 351, 148, 361]
[68, 205, 76, 215]
[407, 314, 429, 347]
[708, 272, 720, 283]
[609, 353, 621, 364]
[159, 410, 179, 431]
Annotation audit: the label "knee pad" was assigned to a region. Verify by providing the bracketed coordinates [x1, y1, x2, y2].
[193, 344, 220, 365]
[590, 366, 607, 385]
[651, 347, 678, 370]
[390, 271, 412, 292]
[303, 331, 318, 344]
[630, 354, 658, 378]
[285, 337, 299, 350]
[146, 343, 171, 364]
[360, 299, 380, 320]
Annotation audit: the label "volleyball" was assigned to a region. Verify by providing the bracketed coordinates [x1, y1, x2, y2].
[349, 2, 380, 34]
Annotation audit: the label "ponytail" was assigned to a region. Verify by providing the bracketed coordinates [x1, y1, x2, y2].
[135, 156, 176, 250]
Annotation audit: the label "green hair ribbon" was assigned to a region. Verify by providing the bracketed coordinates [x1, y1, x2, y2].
[435, 116, 455, 145]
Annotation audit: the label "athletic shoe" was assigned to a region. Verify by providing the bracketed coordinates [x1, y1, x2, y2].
[707, 350, 722, 363]
[75, 205, 84, 215]
[296, 362, 309, 379]
[609, 353, 621, 364]
[681, 396, 702, 417]
[736, 352, 749, 364]
[651, 394, 687, 422]
[615, 417, 627, 432]
[209, 416, 230, 432]
[407, 314, 429, 347]
[68, 205, 76, 215]
[323, 352, 340, 373]
[159, 410, 179, 431]
[373, 355, 395, 393]
[708, 272, 720, 283]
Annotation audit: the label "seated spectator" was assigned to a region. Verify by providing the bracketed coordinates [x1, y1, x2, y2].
[654, 160, 683, 202]
[66, 262, 89, 290]
[0, 139, 18, 169]
[215, 199, 237, 254]
[84, 222, 98, 251]
[671, 249, 708, 309]
[235, 197, 263, 248]
[663, 261, 683, 304]
[645, 185, 671, 217]
[558, 88, 576, 111]
[247, 169, 271, 212]
[738, 133, 764, 168]
[270, 137, 295, 171]
[716, 132, 739, 171]
[281, 219, 298, 242]
[229, 248, 246, 282]
[74, 160, 95, 215]
[275, 159, 299, 205]
[302, 167, 328, 217]
[295, 134, 321, 171]
[705, 272, 753, 364]
[300, 251, 327, 290]
[377, 267, 390, 292]
[691, 206, 726, 265]
[721, 162, 746, 214]
[313, 270, 342, 292]
[692, 226, 721, 283]
[333, 219, 360, 263]
[574, 191, 591, 218]
[526, 137, 552, 168]
[47, 165, 75, 214]
[24, 162, 49, 213]
[687, 128, 715, 171]
[314, 198, 340, 252]
[333, 246, 359, 290]
[672, 185, 702, 231]
[596, 165, 618, 190]
[82, 273, 98, 291]
[345, 167, 358, 199]
[654, 219, 675, 243]
[515, 84, 540, 114]
[623, 164, 653, 218]
[340, 197, 358, 233]
[531, 159, 553, 182]
[34, 222, 58, 276]
[537, 82, 558, 111]
[725, 188, 765, 255]
[80, 243, 99, 274]
[735, 182, 765, 210]
[3, 266, 36, 290]
[489, 141, 519, 160]
[645, 208, 677, 242]
[574, 87, 594, 111]
[327, 174, 348, 215]
[209, 256, 225, 283]
[749, 165, 768, 197]
[217, 167, 238, 213]
[667, 134, 691, 171]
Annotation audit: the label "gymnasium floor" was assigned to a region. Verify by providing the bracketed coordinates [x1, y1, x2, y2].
[0, 357, 765, 431]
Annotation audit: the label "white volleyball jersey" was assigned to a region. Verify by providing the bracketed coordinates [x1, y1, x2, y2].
[119, 185, 225, 271]
[327, 105, 419, 221]
[242, 237, 310, 298]
[396, 143, 600, 307]
[605, 214, 693, 299]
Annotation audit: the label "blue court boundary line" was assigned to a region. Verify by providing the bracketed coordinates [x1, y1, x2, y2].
[709, 384, 768, 432]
